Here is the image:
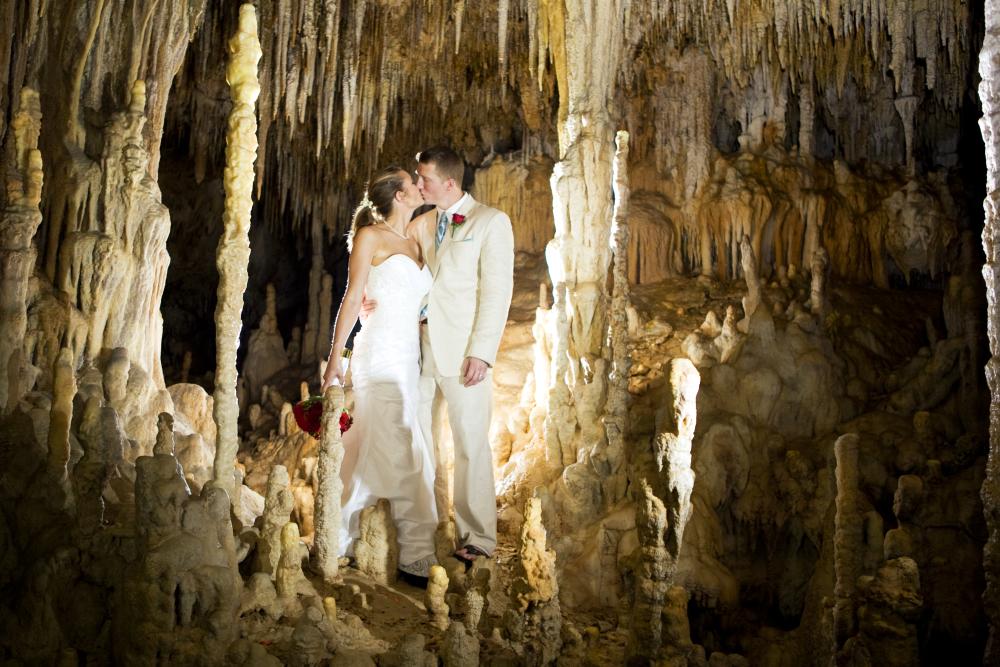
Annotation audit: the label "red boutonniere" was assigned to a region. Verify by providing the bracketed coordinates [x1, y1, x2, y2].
[292, 396, 353, 438]
[450, 213, 466, 237]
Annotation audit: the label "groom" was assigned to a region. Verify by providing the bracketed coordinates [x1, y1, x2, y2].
[412, 146, 514, 564]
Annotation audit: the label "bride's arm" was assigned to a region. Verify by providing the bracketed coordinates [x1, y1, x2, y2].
[322, 229, 377, 388]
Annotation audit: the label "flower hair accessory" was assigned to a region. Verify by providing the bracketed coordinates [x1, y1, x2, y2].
[450, 213, 466, 237]
[359, 192, 374, 211]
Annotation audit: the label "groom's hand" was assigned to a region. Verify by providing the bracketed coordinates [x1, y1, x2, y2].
[359, 294, 378, 321]
[461, 356, 489, 387]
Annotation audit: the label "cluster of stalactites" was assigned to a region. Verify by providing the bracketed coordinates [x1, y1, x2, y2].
[169, 0, 534, 236]
[161, 0, 971, 239]
[639, 0, 969, 107]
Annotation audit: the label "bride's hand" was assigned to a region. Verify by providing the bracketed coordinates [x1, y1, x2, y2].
[322, 355, 344, 389]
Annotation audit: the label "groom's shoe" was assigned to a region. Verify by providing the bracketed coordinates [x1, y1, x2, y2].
[454, 544, 490, 570]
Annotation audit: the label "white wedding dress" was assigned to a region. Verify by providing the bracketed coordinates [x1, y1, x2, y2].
[340, 253, 438, 566]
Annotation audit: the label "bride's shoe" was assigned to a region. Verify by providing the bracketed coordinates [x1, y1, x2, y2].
[399, 554, 438, 578]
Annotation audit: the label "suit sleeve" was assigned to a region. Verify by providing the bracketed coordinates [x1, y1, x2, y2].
[466, 211, 515, 366]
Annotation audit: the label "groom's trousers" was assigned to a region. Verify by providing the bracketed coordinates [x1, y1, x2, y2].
[418, 324, 497, 555]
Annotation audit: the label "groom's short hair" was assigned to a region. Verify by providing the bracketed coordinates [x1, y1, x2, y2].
[417, 146, 464, 185]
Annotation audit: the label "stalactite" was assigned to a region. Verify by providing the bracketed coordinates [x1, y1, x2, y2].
[212, 3, 261, 499]
[498, 0, 510, 90]
[833, 432, 862, 650]
[455, 0, 466, 55]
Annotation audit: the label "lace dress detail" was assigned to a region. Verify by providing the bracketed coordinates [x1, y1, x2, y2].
[340, 254, 437, 564]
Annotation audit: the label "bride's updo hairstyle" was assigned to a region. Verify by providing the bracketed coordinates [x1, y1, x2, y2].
[347, 165, 405, 252]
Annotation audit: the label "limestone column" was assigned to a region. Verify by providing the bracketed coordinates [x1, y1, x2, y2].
[980, 4, 1000, 659]
[212, 3, 262, 498]
[540, 0, 629, 477]
[312, 384, 345, 583]
[0, 88, 43, 412]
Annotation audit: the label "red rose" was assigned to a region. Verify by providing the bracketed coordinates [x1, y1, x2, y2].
[450, 213, 466, 237]
[292, 396, 323, 438]
[292, 396, 352, 438]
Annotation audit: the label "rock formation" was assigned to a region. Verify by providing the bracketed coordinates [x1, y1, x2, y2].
[312, 384, 345, 583]
[212, 3, 262, 500]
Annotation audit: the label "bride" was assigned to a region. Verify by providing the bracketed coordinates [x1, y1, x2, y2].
[322, 166, 438, 578]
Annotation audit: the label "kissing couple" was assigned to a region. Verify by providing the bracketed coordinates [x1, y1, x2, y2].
[321, 146, 515, 579]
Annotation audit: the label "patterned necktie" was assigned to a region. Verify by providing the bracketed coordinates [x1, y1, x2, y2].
[435, 211, 448, 248]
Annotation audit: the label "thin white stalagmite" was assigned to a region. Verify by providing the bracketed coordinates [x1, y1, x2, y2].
[313, 384, 345, 583]
[212, 3, 262, 499]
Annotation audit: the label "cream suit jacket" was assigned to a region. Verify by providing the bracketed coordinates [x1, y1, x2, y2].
[415, 195, 515, 377]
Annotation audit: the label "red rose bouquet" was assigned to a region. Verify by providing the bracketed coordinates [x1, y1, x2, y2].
[292, 396, 353, 438]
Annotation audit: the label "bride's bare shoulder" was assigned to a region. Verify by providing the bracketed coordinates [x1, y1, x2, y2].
[351, 225, 384, 252]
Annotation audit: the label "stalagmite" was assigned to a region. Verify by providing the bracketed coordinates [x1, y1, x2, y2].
[302, 216, 323, 363]
[842, 557, 923, 666]
[426, 565, 450, 631]
[603, 130, 631, 503]
[833, 433, 862, 649]
[0, 88, 43, 412]
[46, 348, 75, 477]
[244, 284, 289, 404]
[651, 358, 699, 563]
[980, 2, 1000, 659]
[312, 384, 345, 583]
[125, 422, 240, 664]
[810, 247, 830, 319]
[543, 282, 572, 469]
[441, 621, 480, 667]
[884, 475, 923, 560]
[354, 498, 398, 585]
[506, 497, 561, 664]
[532, 283, 551, 411]
[627, 480, 669, 662]
[737, 235, 762, 334]
[256, 465, 294, 577]
[73, 396, 109, 536]
[276, 521, 316, 599]
[317, 273, 334, 367]
[212, 3, 262, 499]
